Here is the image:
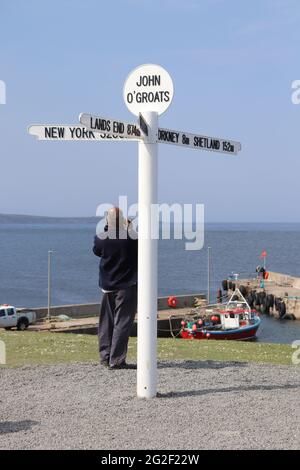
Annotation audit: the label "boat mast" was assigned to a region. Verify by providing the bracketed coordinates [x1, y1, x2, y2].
[207, 246, 211, 305]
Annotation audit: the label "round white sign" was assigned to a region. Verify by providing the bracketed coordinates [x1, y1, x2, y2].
[123, 64, 174, 116]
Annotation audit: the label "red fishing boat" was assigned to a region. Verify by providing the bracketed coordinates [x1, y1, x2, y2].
[180, 289, 260, 341]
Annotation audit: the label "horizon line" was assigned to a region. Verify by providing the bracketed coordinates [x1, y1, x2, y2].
[0, 213, 300, 224]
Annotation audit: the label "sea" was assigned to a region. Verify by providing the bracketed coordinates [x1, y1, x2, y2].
[1, 216, 300, 344]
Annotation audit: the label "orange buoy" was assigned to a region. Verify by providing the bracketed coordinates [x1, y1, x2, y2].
[211, 315, 219, 323]
[168, 296, 178, 308]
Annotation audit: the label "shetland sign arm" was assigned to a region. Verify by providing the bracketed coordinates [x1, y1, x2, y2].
[158, 127, 241, 155]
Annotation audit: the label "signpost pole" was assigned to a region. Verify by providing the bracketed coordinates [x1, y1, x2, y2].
[137, 111, 158, 399]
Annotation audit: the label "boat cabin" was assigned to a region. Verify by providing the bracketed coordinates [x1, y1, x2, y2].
[218, 303, 251, 330]
[220, 311, 240, 329]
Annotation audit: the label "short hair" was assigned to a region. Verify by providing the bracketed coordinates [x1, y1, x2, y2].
[107, 207, 125, 228]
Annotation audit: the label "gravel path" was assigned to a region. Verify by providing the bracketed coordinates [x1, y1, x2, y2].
[0, 361, 299, 450]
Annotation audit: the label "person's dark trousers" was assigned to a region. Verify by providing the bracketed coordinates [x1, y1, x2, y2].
[98, 285, 137, 366]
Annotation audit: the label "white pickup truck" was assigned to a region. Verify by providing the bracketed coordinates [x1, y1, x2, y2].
[0, 305, 36, 331]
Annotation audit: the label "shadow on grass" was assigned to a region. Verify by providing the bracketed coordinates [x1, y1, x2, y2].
[0, 420, 38, 434]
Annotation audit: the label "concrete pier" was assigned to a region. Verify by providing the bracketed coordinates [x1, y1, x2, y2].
[21, 293, 206, 337]
[227, 271, 300, 320]
[19, 293, 205, 321]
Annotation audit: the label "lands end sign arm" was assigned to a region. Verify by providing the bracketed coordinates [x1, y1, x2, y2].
[27, 125, 139, 141]
[158, 127, 241, 155]
[79, 113, 142, 139]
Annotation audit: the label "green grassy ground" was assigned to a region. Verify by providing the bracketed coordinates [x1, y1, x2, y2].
[0, 330, 297, 367]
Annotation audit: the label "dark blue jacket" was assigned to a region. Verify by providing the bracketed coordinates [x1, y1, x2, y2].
[93, 228, 138, 291]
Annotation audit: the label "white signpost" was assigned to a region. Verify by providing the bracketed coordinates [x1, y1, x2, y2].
[122, 64, 173, 399]
[28, 63, 241, 399]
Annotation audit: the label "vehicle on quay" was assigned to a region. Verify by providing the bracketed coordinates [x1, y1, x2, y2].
[0, 305, 36, 331]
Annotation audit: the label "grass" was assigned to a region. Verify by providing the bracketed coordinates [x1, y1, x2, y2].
[0, 330, 298, 368]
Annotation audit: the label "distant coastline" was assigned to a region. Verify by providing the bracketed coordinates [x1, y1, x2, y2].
[0, 213, 99, 225]
[1, 213, 300, 230]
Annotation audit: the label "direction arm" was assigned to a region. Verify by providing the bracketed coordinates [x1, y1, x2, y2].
[27, 124, 138, 141]
[158, 127, 241, 155]
[79, 113, 143, 140]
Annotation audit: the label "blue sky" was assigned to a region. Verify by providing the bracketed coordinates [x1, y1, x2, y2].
[0, 0, 299, 221]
